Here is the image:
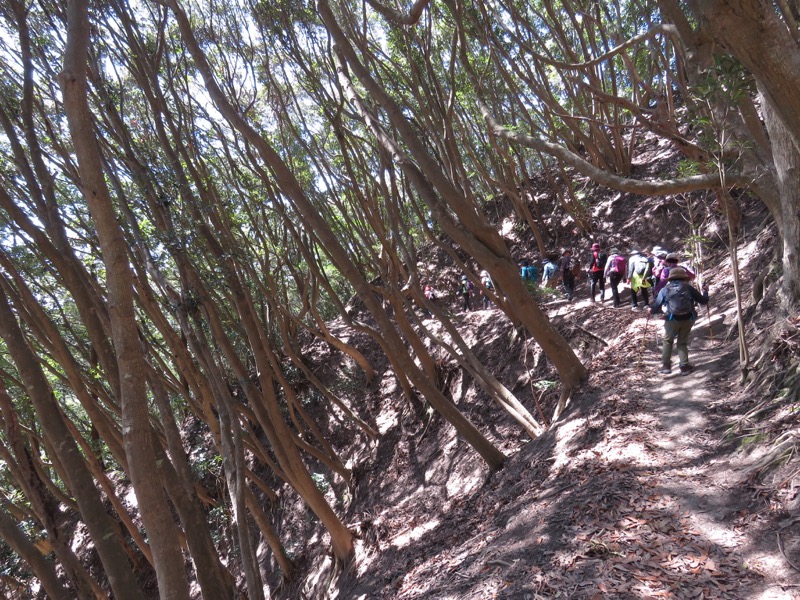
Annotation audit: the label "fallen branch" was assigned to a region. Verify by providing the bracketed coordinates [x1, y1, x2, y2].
[486, 559, 514, 568]
[777, 531, 800, 573]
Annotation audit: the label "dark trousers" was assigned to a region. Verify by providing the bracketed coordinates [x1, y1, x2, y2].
[461, 293, 471, 311]
[608, 272, 623, 306]
[630, 286, 650, 307]
[562, 270, 575, 300]
[590, 271, 605, 301]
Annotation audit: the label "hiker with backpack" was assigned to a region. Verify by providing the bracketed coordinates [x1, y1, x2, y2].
[588, 242, 607, 302]
[603, 248, 627, 307]
[542, 255, 559, 288]
[649, 267, 709, 375]
[653, 252, 696, 295]
[650, 246, 668, 289]
[520, 259, 539, 287]
[627, 249, 653, 310]
[558, 248, 576, 301]
[458, 274, 473, 312]
[480, 270, 494, 309]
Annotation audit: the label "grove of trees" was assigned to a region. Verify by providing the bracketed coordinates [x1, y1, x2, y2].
[0, 0, 797, 597]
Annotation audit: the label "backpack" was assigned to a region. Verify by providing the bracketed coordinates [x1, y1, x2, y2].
[459, 281, 472, 295]
[631, 256, 652, 290]
[609, 254, 626, 275]
[591, 251, 607, 272]
[522, 265, 539, 281]
[665, 282, 694, 317]
[543, 261, 557, 279]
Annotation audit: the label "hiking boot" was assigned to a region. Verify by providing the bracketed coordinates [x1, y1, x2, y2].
[679, 364, 694, 375]
[631, 305, 638, 311]
[658, 367, 672, 374]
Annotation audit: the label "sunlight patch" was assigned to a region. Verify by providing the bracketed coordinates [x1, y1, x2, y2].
[445, 465, 483, 498]
[390, 519, 440, 549]
[375, 404, 399, 435]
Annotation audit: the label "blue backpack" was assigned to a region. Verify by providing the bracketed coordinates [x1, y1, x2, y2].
[522, 265, 539, 281]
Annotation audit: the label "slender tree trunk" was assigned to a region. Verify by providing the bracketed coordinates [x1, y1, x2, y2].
[166, 0, 506, 473]
[0, 285, 144, 600]
[59, 1, 189, 597]
[319, 4, 588, 391]
[0, 508, 71, 600]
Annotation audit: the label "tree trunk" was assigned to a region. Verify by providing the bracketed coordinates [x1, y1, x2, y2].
[59, 1, 189, 597]
[0, 285, 144, 600]
[0, 508, 71, 600]
[166, 0, 506, 472]
[760, 89, 800, 310]
[686, 0, 800, 308]
[318, 1, 588, 392]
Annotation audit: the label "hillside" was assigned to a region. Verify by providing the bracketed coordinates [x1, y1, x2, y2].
[281, 145, 800, 599]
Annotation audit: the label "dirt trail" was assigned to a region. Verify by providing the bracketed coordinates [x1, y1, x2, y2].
[621, 310, 800, 599]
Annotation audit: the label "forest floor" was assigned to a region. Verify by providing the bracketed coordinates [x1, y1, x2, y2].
[315, 280, 800, 600]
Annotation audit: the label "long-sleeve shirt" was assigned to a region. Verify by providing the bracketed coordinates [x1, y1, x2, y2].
[651, 280, 708, 320]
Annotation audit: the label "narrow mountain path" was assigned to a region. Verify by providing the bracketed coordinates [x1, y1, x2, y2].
[601, 309, 800, 599]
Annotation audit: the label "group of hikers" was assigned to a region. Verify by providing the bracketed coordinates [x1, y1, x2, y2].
[443, 242, 710, 375]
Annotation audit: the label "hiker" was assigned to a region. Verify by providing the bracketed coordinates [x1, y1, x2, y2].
[603, 248, 627, 307]
[423, 284, 436, 317]
[542, 255, 559, 288]
[558, 249, 576, 301]
[654, 252, 695, 295]
[480, 270, 494, 309]
[520, 259, 539, 287]
[650, 246, 668, 289]
[649, 266, 709, 375]
[458, 274, 473, 312]
[627, 249, 653, 310]
[588, 242, 607, 302]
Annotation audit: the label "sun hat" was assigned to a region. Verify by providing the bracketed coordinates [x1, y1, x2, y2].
[667, 266, 689, 280]
[665, 252, 679, 262]
[461, 275, 468, 280]
[591, 243, 601, 250]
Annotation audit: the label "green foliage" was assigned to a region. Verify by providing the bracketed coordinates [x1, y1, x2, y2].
[533, 379, 557, 392]
[311, 472, 330, 494]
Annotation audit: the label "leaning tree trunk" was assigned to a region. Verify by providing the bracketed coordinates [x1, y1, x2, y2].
[0, 509, 71, 600]
[318, 13, 587, 392]
[166, 0, 506, 473]
[60, 1, 190, 597]
[0, 285, 145, 600]
[685, 0, 800, 309]
[761, 90, 800, 311]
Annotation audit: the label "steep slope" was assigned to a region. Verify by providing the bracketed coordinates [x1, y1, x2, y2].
[285, 143, 800, 599]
